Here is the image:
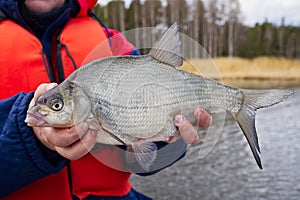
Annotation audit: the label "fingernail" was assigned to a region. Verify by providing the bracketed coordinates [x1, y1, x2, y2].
[196, 109, 202, 119]
[46, 83, 58, 91]
[174, 115, 184, 126]
[191, 135, 200, 144]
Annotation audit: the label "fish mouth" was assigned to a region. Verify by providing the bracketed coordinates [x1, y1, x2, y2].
[25, 106, 50, 127]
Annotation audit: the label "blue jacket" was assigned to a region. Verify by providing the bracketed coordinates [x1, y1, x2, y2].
[0, 93, 67, 197]
[0, 93, 187, 197]
[0, 0, 186, 198]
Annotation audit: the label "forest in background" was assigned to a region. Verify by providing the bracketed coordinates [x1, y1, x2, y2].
[94, 0, 300, 59]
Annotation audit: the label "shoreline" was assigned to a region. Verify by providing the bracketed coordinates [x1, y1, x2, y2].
[182, 57, 300, 89]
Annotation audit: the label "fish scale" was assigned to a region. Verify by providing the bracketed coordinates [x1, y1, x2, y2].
[72, 57, 243, 141]
[26, 23, 293, 171]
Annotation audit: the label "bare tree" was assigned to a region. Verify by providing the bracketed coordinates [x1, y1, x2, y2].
[207, 0, 218, 57]
[218, 2, 226, 56]
[278, 17, 286, 56]
[227, 0, 241, 57]
[192, 0, 200, 58]
[191, 0, 205, 58]
[119, 0, 125, 31]
[95, 0, 300, 59]
[133, 0, 141, 48]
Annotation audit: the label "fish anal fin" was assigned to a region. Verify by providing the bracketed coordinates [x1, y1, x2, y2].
[126, 142, 157, 172]
[149, 22, 183, 68]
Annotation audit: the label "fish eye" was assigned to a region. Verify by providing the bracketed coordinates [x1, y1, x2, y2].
[50, 98, 64, 111]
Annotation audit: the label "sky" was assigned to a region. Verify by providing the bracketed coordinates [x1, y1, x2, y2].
[238, 0, 300, 26]
[98, 0, 300, 26]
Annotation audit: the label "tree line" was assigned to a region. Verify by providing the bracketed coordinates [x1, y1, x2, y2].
[94, 0, 300, 59]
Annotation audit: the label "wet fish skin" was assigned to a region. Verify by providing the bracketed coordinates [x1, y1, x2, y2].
[60, 55, 245, 143]
[25, 23, 294, 171]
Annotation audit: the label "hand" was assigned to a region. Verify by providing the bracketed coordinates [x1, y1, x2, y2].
[28, 83, 97, 160]
[171, 108, 212, 144]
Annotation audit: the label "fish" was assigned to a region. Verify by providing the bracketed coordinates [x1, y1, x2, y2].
[25, 23, 293, 171]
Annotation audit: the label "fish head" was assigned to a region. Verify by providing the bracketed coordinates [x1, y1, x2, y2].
[25, 81, 91, 127]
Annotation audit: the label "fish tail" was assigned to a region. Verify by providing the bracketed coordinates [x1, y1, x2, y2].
[233, 89, 294, 169]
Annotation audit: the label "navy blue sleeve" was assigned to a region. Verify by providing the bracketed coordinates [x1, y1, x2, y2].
[0, 93, 67, 197]
[129, 48, 140, 56]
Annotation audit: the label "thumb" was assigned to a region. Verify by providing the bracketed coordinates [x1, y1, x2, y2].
[34, 83, 58, 100]
[29, 83, 58, 109]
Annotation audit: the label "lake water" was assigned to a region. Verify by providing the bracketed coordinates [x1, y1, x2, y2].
[130, 87, 300, 200]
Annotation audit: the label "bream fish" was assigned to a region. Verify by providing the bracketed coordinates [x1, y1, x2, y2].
[25, 23, 293, 171]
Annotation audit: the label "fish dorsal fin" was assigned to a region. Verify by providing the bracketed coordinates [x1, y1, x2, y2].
[149, 22, 183, 68]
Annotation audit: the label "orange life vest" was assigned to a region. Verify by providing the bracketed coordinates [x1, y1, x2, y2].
[0, 10, 132, 200]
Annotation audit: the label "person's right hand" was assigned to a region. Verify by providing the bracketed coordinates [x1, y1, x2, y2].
[27, 83, 97, 160]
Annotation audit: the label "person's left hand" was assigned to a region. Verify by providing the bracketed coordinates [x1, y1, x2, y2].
[168, 109, 212, 144]
[28, 83, 97, 160]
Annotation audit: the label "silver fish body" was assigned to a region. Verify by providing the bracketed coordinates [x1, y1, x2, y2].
[26, 23, 293, 171]
[68, 55, 242, 140]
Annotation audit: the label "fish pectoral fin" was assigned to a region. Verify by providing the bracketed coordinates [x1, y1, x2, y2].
[101, 126, 127, 146]
[126, 142, 157, 172]
[88, 117, 127, 146]
[149, 22, 183, 68]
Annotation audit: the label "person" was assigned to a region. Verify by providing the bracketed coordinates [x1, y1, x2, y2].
[0, 0, 212, 199]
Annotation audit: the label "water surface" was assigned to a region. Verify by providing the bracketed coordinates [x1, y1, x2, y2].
[131, 87, 300, 199]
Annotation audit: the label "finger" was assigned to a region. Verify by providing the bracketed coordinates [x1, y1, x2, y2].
[33, 123, 91, 153]
[194, 108, 212, 129]
[165, 135, 181, 143]
[174, 115, 199, 144]
[46, 123, 89, 147]
[32, 126, 56, 151]
[29, 83, 58, 108]
[46, 128, 81, 147]
[74, 122, 90, 138]
[34, 83, 58, 100]
[55, 130, 97, 160]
